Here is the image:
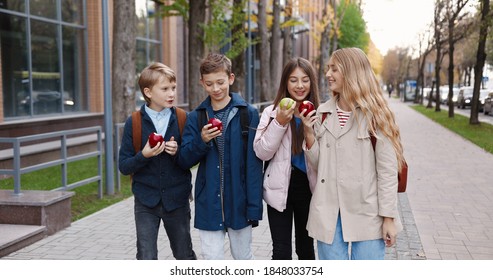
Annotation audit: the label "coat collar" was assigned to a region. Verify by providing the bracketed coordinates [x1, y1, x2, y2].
[320, 98, 369, 139]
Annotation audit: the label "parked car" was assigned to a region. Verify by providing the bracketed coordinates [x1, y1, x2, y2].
[440, 86, 459, 105]
[479, 90, 491, 112]
[457, 87, 474, 109]
[483, 91, 493, 115]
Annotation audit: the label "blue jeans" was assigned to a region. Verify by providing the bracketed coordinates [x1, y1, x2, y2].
[317, 213, 385, 260]
[134, 198, 196, 260]
[199, 226, 254, 260]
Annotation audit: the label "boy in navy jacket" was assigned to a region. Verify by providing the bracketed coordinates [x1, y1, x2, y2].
[119, 63, 196, 260]
[178, 53, 263, 260]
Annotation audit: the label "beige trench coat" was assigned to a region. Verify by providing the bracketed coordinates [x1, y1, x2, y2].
[304, 98, 403, 244]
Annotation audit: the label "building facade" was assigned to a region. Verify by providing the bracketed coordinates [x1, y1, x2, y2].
[0, 0, 322, 140]
[0, 0, 186, 139]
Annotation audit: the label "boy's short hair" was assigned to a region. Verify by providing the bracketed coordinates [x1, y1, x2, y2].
[138, 62, 176, 105]
[199, 53, 232, 77]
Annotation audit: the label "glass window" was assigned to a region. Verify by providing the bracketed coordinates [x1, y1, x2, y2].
[0, 14, 29, 117]
[62, 25, 86, 112]
[0, 1, 26, 12]
[30, 0, 57, 20]
[61, 0, 84, 24]
[30, 19, 61, 115]
[0, 1, 87, 118]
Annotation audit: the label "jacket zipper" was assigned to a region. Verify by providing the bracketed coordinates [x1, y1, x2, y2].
[219, 155, 225, 227]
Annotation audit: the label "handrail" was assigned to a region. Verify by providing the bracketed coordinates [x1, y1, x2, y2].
[0, 126, 103, 197]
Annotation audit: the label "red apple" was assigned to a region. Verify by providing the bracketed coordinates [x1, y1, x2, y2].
[298, 100, 315, 117]
[208, 118, 223, 131]
[148, 132, 164, 148]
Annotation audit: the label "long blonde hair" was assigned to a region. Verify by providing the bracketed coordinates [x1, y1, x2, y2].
[330, 48, 405, 171]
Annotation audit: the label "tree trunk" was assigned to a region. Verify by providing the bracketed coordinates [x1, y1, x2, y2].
[270, 0, 282, 96]
[283, 0, 293, 66]
[188, 0, 207, 110]
[447, 16, 455, 117]
[470, 0, 490, 125]
[258, 0, 272, 102]
[434, 2, 442, 112]
[230, 0, 246, 96]
[112, 0, 136, 124]
[318, 0, 331, 101]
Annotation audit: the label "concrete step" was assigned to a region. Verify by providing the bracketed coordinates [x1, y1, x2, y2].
[0, 224, 46, 257]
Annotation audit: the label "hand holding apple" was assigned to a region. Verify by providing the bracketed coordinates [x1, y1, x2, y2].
[298, 100, 315, 117]
[148, 132, 164, 148]
[208, 118, 223, 132]
[279, 97, 295, 110]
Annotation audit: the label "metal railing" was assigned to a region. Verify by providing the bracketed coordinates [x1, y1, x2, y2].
[0, 126, 103, 197]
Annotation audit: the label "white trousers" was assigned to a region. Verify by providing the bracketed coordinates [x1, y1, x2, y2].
[199, 226, 254, 260]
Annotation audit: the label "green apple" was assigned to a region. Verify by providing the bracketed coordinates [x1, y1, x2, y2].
[279, 97, 295, 109]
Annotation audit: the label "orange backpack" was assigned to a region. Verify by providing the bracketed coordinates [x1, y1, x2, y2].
[131, 107, 187, 153]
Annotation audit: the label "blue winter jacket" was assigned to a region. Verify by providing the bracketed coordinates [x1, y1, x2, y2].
[178, 93, 263, 231]
[119, 105, 192, 211]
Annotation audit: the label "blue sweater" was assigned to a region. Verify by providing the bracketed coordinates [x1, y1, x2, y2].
[119, 105, 192, 211]
[178, 93, 263, 231]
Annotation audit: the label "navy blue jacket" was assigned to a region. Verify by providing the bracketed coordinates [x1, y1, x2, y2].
[178, 93, 263, 231]
[119, 105, 192, 211]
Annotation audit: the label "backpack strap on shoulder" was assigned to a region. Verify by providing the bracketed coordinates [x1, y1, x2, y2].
[132, 111, 142, 154]
[175, 106, 187, 137]
[197, 108, 208, 130]
[239, 106, 249, 148]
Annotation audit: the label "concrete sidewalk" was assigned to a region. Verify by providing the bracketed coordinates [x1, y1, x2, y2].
[2, 98, 492, 260]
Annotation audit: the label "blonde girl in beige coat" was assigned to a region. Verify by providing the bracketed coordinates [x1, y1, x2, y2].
[301, 48, 405, 260]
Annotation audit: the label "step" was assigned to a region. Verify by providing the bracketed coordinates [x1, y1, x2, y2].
[0, 224, 47, 258]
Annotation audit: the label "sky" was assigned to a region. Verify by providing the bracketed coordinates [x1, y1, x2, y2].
[361, 0, 435, 55]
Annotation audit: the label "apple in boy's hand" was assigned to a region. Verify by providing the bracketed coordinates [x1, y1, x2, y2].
[148, 132, 164, 148]
[298, 100, 315, 116]
[208, 118, 223, 131]
[279, 97, 295, 109]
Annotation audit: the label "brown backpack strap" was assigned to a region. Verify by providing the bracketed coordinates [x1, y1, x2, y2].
[132, 111, 142, 154]
[175, 106, 187, 137]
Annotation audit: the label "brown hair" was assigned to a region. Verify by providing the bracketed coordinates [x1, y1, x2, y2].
[138, 62, 176, 105]
[199, 53, 232, 77]
[273, 57, 320, 155]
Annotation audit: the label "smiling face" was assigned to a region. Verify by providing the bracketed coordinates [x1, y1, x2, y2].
[200, 71, 234, 104]
[326, 58, 344, 94]
[287, 67, 311, 102]
[144, 76, 176, 111]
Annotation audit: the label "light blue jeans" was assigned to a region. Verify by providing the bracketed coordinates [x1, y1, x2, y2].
[199, 226, 254, 260]
[317, 213, 385, 260]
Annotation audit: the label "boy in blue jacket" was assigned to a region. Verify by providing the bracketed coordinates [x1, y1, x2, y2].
[178, 53, 263, 260]
[119, 63, 196, 260]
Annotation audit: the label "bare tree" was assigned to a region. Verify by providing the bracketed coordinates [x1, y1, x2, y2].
[415, 28, 434, 104]
[445, 0, 471, 117]
[230, 0, 247, 96]
[283, 0, 293, 65]
[470, 0, 490, 124]
[258, 0, 272, 102]
[112, 1, 137, 124]
[188, 1, 207, 110]
[270, 0, 282, 95]
[434, 0, 446, 112]
[318, 0, 332, 100]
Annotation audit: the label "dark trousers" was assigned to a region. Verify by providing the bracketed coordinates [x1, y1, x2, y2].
[267, 166, 315, 260]
[134, 198, 197, 260]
